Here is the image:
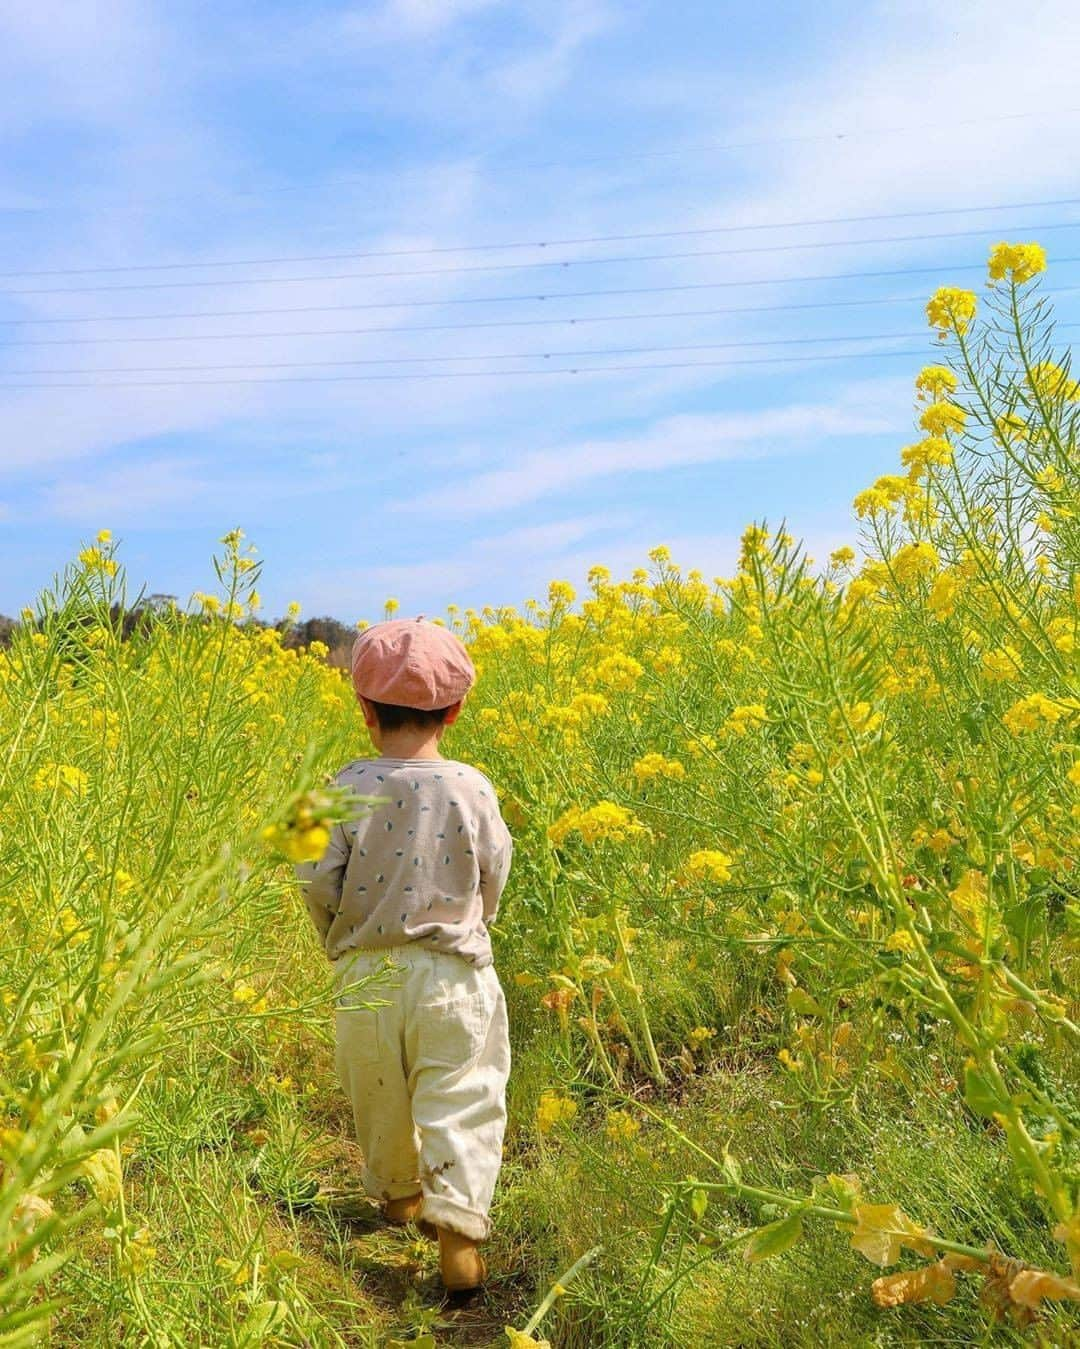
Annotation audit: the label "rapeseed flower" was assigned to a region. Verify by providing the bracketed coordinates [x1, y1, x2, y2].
[1029, 361, 1080, 404]
[987, 241, 1047, 285]
[926, 287, 977, 338]
[914, 365, 958, 402]
[604, 1109, 641, 1143]
[632, 752, 686, 785]
[535, 1090, 578, 1134]
[725, 703, 767, 736]
[682, 849, 734, 884]
[927, 569, 960, 617]
[918, 402, 966, 438]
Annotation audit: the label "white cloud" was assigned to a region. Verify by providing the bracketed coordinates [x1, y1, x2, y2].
[345, 0, 504, 41]
[490, 1, 610, 102]
[405, 385, 904, 515]
[294, 510, 630, 614]
[40, 456, 210, 525]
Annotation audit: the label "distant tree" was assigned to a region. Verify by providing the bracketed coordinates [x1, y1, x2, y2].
[0, 615, 15, 647]
[284, 616, 355, 669]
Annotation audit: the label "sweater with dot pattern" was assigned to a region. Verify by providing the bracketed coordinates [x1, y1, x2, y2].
[297, 757, 513, 968]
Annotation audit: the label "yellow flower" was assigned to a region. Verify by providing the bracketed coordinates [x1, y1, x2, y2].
[262, 821, 331, 862]
[890, 542, 939, 586]
[913, 365, 958, 402]
[604, 1109, 641, 1143]
[95, 528, 113, 544]
[383, 597, 400, 616]
[1002, 692, 1073, 735]
[884, 929, 915, 954]
[547, 580, 576, 608]
[725, 703, 768, 736]
[1029, 361, 1080, 404]
[777, 1048, 801, 1071]
[1034, 465, 1064, 494]
[78, 546, 118, 577]
[592, 652, 645, 691]
[682, 849, 734, 884]
[285, 601, 301, 620]
[987, 241, 1047, 285]
[33, 762, 89, 797]
[900, 437, 952, 473]
[535, 1090, 578, 1134]
[928, 570, 961, 620]
[830, 546, 856, 567]
[79, 1149, 123, 1207]
[981, 645, 1023, 683]
[918, 401, 966, 438]
[1067, 761, 1080, 788]
[925, 287, 977, 338]
[632, 752, 686, 785]
[548, 802, 646, 847]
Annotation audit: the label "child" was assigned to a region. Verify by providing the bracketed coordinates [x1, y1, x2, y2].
[297, 617, 512, 1294]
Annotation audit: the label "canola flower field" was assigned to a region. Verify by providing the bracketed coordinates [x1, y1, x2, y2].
[1, 243, 1079, 1348]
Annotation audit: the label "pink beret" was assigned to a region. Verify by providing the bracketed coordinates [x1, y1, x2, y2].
[350, 617, 475, 711]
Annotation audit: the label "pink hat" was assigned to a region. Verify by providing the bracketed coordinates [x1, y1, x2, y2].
[350, 617, 475, 711]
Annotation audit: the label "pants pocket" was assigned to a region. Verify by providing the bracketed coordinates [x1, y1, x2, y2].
[336, 1002, 383, 1067]
[416, 992, 488, 1070]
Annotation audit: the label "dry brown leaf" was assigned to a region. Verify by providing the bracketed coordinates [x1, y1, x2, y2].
[871, 1261, 957, 1309]
[1007, 1268, 1080, 1309]
[981, 1255, 1033, 1325]
[850, 1203, 938, 1267]
[4, 1193, 54, 1270]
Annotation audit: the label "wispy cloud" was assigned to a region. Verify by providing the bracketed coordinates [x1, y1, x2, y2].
[40, 456, 211, 525]
[405, 386, 904, 516]
[344, 0, 505, 42]
[294, 510, 629, 615]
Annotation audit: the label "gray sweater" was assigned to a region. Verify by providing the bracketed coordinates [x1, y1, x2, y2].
[297, 757, 513, 968]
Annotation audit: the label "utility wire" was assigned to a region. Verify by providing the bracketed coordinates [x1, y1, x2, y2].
[5, 257, 1080, 330]
[9, 319, 1077, 376]
[3, 195, 1078, 278]
[6, 219, 1080, 298]
[0, 333, 933, 376]
[0, 348, 942, 389]
[6, 286, 1080, 350]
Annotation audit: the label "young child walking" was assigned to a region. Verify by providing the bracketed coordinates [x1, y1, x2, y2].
[298, 617, 512, 1294]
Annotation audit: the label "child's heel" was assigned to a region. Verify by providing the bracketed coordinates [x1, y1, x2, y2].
[437, 1226, 487, 1292]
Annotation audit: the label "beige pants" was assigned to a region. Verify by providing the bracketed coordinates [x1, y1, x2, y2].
[333, 946, 510, 1241]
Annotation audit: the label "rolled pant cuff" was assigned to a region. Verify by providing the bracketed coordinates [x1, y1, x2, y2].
[420, 1195, 490, 1241]
[363, 1168, 421, 1203]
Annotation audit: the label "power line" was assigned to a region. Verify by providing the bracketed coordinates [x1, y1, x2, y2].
[8, 318, 1076, 375]
[6, 219, 1080, 298]
[0, 332, 933, 376]
[0, 348, 942, 390]
[5, 257, 1080, 331]
[5, 286, 1080, 350]
[3, 195, 1077, 278]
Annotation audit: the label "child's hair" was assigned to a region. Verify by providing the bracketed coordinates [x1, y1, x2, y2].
[369, 700, 453, 732]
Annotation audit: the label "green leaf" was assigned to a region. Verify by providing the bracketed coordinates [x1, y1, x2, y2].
[744, 1213, 803, 1263]
[787, 987, 825, 1018]
[268, 1250, 305, 1272]
[689, 1188, 709, 1222]
[720, 1149, 742, 1186]
[963, 1062, 1000, 1119]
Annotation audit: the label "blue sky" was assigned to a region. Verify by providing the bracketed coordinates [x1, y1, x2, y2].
[1, 0, 1079, 622]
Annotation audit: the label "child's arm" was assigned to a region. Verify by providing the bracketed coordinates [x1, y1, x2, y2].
[295, 824, 349, 943]
[477, 807, 513, 926]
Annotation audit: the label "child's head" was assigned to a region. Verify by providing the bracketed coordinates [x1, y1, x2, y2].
[350, 618, 475, 749]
